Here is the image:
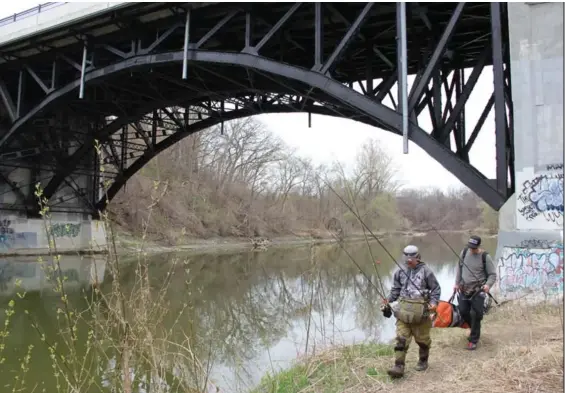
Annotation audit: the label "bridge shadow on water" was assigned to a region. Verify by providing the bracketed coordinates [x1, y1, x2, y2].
[0, 233, 496, 393]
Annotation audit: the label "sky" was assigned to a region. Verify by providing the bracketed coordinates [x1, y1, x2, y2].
[1, 2, 497, 191]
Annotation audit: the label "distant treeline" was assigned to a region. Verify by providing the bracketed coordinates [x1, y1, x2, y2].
[110, 117, 498, 243]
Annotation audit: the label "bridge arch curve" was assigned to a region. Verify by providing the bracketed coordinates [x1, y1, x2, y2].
[4, 50, 502, 212]
[40, 88, 313, 200]
[95, 104, 391, 211]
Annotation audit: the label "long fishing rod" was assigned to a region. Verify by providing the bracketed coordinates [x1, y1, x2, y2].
[327, 230, 388, 300]
[317, 173, 430, 302]
[334, 162, 387, 297]
[430, 227, 499, 305]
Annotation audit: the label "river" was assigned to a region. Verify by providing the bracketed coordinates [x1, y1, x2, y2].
[0, 233, 496, 393]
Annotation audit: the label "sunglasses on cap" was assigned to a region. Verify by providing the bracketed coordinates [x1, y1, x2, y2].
[403, 251, 419, 258]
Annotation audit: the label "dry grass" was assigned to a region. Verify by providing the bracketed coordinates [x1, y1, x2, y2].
[255, 299, 564, 393]
[386, 299, 564, 393]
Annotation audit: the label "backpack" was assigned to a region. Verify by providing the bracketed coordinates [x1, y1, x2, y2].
[458, 248, 493, 314]
[458, 247, 488, 283]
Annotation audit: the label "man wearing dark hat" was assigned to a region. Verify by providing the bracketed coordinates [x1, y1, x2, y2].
[454, 235, 497, 350]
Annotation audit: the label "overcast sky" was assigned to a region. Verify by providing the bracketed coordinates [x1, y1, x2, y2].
[1, 2, 497, 191]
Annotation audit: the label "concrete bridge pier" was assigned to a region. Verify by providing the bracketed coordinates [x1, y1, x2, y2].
[0, 212, 106, 256]
[0, 117, 107, 256]
[494, 2, 563, 301]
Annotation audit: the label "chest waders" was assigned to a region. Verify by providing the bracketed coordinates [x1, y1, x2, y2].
[392, 299, 428, 324]
[392, 268, 429, 324]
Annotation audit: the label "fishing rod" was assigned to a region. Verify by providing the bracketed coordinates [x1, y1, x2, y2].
[327, 230, 388, 301]
[430, 227, 499, 305]
[317, 173, 430, 302]
[325, 223, 393, 317]
[334, 162, 388, 297]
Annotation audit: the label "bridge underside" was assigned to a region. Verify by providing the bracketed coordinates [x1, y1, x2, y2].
[0, 2, 514, 218]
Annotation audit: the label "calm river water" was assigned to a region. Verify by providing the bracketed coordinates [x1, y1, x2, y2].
[0, 233, 496, 393]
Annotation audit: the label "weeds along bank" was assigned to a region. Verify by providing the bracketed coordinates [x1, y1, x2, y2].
[0, 124, 506, 393]
[0, 198, 218, 392]
[0, 195, 554, 393]
[252, 300, 564, 393]
[0, 204, 503, 393]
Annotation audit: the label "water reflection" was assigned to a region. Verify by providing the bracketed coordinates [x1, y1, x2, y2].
[0, 255, 106, 295]
[0, 233, 496, 393]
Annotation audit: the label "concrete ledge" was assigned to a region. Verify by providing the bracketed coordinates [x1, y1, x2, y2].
[0, 3, 129, 46]
[0, 216, 107, 256]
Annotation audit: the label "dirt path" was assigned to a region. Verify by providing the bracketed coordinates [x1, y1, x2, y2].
[377, 302, 563, 393]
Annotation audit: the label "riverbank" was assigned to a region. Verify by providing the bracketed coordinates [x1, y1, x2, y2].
[0, 224, 496, 257]
[252, 300, 563, 393]
[113, 229, 495, 256]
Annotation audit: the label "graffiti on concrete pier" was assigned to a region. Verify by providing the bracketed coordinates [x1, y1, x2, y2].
[498, 242, 564, 296]
[50, 223, 81, 238]
[520, 238, 553, 249]
[517, 166, 564, 227]
[0, 218, 38, 250]
[546, 163, 564, 171]
[0, 219, 15, 248]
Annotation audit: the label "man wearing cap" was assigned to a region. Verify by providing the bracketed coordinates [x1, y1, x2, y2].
[454, 235, 497, 350]
[382, 245, 441, 378]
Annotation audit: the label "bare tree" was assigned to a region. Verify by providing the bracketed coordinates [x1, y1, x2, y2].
[351, 138, 400, 201]
[274, 153, 304, 213]
[396, 187, 482, 230]
[201, 118, 284, 193]
[112, 112, 488, 240]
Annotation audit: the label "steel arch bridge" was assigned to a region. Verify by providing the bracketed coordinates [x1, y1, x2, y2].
[0, 2, 514, 218]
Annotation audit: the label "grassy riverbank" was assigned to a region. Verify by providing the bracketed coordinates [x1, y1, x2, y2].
[252, 300, 563, 393]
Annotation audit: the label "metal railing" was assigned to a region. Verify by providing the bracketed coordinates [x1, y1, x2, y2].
[0, 3, 67, 28]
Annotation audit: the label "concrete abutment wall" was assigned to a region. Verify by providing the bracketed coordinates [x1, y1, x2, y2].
[0, 211, 106, 256]
[495, 2, 564, 300]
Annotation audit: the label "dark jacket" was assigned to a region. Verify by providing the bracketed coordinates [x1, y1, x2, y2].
[387, 262, 441, 306]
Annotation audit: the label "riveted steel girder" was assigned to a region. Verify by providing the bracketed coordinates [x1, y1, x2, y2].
[0, 2, 514, 216]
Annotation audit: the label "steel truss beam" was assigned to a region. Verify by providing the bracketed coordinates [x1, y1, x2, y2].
[0, 2, 513, 216]
[96, 100, 372, 212]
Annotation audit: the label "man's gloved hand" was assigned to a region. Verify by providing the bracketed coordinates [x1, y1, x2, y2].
[380, 300, 392, 318]
[428, 303, 437, 312]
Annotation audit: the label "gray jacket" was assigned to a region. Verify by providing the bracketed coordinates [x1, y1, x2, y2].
[387, 262, 441, 306]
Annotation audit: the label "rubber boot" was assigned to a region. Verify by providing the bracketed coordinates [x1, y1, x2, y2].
[415, 343, 429, 371]
[387, 360, 405, 378]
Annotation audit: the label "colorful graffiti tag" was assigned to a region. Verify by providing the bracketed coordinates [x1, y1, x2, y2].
[517, 165, 564, 226]
[50, 223, 81, 238]
[0, 219, 38, 250]
[498, 243, 564, 296]
[0, 219, 14, 247]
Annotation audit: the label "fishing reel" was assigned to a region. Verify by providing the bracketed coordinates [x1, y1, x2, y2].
[380, 304, 392, 318]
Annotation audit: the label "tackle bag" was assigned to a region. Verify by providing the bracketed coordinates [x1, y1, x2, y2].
[432, 292, 469, 329]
